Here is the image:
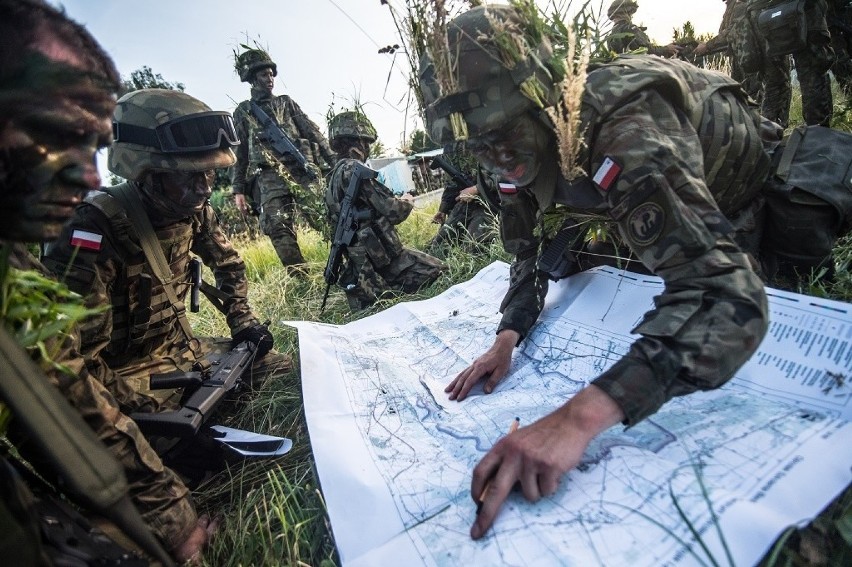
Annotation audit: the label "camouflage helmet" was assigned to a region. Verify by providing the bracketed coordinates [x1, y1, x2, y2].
[328, 111, 377, 143]
[607, 0, 638, 19]
[235, 48, 277, 83]
[420, 5, 560, 146]
[109, 89, 237, 181]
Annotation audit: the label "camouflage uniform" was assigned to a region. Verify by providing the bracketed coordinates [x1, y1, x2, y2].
[747, 0, 834, 126]
[43, 188, 274, 407]
[42, 88, 287, 411]
[705, 0, 764, 102]
[4, 241, 198, 553]
[828, 0, 852, 94]
[325, 159, 446, 309]
[429, 167, 497, 254]
[423, 5, 770, 425]
[232, 89, 336, 269]
[497, 57, 770, 423]
[607, 0, 674, 56]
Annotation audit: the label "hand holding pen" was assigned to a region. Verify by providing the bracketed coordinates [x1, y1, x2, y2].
[468, 385, 625, 540]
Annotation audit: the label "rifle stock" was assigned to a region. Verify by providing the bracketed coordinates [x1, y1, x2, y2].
[429, 154, 475, 190]
[131, 341, 256, 438]
[321, 162, 378, 311]
[249, 101, 317, 180]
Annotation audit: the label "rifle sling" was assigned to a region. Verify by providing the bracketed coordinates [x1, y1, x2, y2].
[110, 184, 199, 354]
[0, 327, 175, 566]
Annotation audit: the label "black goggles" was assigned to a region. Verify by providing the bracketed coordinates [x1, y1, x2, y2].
[112, 111, 240, 153]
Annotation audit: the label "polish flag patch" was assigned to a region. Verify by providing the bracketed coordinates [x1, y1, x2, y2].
[592, 157, 622, 191]
[498, 182, 518, 194]
[70, 229, 103, 251]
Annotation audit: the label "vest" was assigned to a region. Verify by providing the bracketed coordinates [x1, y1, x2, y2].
[84, 187, 202, 365]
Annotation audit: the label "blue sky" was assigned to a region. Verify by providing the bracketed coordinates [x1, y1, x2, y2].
[55, 0, 725, 159]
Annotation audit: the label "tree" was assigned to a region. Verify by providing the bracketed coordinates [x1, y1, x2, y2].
[370, 139, 387, 159]
[121, 65, 185, 94]
[404, 129, 438, 155]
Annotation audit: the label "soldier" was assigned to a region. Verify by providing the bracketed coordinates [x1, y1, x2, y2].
[231, 48, 337, 275]
[746, 0, 834, 127]
[606, 0, 682, 57]
[325, 110, 445, 310]
[0, 1, 212, 563]
[421, 4, 776, 540]
[693, 0, 764, 103]
[43, 89, 290, 413]
[428, 148, 498, 256]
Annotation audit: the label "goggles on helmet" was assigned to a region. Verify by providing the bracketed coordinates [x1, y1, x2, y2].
[112, 111, 240, 153]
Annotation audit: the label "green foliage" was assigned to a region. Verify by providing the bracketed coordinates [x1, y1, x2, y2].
[0, 245, 107, 376]
[405, 128, 438, 154]
[208, 187, 262, 240]
[120, 65, 185, 94]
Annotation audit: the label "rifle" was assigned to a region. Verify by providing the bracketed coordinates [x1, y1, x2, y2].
[131, 341, 256, 438]
[429, 154, 476, 192]
[250, 101, 317, 180]
[321, 162, 377, 311]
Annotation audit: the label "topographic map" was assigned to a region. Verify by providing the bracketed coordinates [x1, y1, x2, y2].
[291, 262, 852, 567]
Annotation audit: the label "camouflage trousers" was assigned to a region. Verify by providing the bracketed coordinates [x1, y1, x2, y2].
[429, 200, 496, 255]
[257, 169, 305, 269]
[830, 28, 852, 94]
[760, 42, 834, 127]
[341, 246, 446, 310]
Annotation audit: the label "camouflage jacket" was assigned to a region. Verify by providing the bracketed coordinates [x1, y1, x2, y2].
[498, 56, 769, 426]
[608, 20, 671, 56]
[42, 184, 259, 374]
[2, 241, 197, 552]
[231, 88, 336, 195]
[325, 158, 413, 265]
[705, 0, 745, 53]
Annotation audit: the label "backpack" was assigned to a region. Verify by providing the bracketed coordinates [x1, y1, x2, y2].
[761, 125, 852, 278]
[756, 0, 808, 56]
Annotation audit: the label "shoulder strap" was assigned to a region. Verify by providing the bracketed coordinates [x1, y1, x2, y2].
[107, 184, 200, 354]
[774, 125, 806, 182]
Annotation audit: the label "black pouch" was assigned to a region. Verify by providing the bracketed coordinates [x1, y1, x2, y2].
[757, 0, 808, 57]
[246, 172, 262, 216]
[761, 126, 852, 276]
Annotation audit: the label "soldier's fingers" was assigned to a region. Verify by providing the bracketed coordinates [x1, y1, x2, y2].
[539, 469, 560, 498]
[482, 368, 505, 394]
[445, 373, 462, 393]
[470, 459, 517, 540]
[455, 372, 481, 401]
[519, 465, 542, 502]
[447, 367, 474, 400]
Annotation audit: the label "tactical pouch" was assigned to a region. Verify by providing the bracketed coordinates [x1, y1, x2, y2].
[357, 225, 392, 268]
[246, 172, 262, 216]
[757, 0, 808, 57]
[761, 125, 852, 277]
